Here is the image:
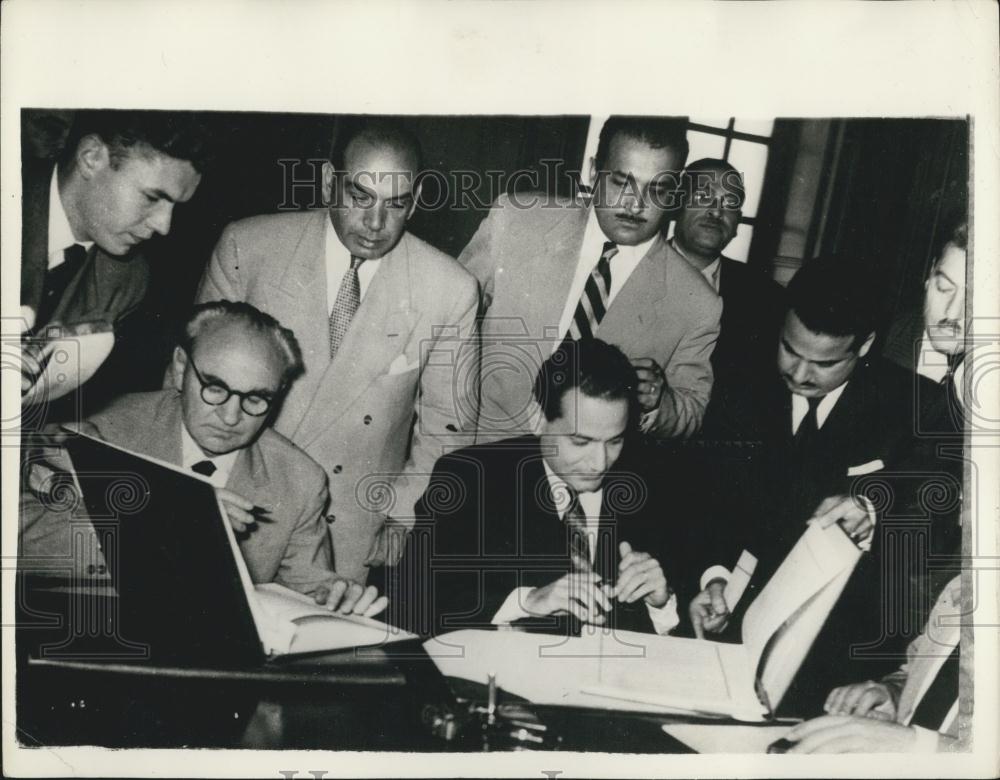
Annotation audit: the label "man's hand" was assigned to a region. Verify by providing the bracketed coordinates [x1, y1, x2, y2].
[524, 570, 611, 624]
[314, 579, 387, 617]
[785, 715, 919, 753]
[215, 487, 266, 534]
[689, 579, 730, 639]
[632, 358, 667, 413]
[365, 517, 410, 568]
[809, 494, 874, 545]
[824, 680, 898, 720]
[614, 541, 670, 608]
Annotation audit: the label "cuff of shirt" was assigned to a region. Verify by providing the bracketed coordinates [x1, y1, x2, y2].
[700, 565, 732, 592]
[491, 586, 535, 625]
[857, 494, 877, 552]
[638, 408, 658, 433]
[646, 593, 679, 635]
[911, 725, 945, 753]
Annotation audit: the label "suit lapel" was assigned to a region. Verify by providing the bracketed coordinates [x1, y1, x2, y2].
[292, 233, 417, 447]
[21, 160, 54, 315]
[535, 204, 589, 326]
[147, 392, 186, 465]
[599, 235, 672, 342]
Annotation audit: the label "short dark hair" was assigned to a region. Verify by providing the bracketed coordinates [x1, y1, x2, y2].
[594, 116, 689, 171]
[180, 300, 305, 389]
[786, 257, 879, 350]
[533, 338, 639, 426]
[60, 109, 212, 173]
[680, 157, 746, 210]
[329, 116, 423, 174]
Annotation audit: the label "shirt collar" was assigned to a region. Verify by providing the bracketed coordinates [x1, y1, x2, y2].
[791, 380, 850, 430]
[47, 169, 93, 269]
[180, 422, 240, 486]
[541, 457, 603, 518]
[916, 330, 953, 384]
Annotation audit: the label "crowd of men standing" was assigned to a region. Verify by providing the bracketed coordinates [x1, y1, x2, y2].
[18, 110, 971, 752]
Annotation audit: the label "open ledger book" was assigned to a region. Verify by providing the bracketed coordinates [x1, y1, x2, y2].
[62, 432, 415, 659]
[425, 520, 861, 721]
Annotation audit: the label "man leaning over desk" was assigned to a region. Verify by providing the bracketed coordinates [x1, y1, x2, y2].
[19, 300, 386, 617]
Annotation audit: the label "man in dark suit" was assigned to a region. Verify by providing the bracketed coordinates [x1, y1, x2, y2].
[391, 338, 695, 639]
[461, 116, 721, 442]
[20, 301, 385, 616]
[20, 110, 207, 400]
[196, 119, 479, 583]
[687, 257, 953, 714]
[667, 158, 786, 439]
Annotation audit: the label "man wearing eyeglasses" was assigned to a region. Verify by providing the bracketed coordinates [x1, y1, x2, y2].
[19, 300, 386, 616]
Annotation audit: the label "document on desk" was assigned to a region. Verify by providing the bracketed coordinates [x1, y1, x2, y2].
[661, 722, 795, 754]
[252, 583, 415, 656]
[429, 522, 861, 721]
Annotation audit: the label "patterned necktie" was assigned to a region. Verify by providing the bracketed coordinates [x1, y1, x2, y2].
[37, 244, 88, 327]
[563, 488, 592, 571]
[567, 241, 618, 340]
[328, 255, 365, 358]
[191, 459, 217, 478]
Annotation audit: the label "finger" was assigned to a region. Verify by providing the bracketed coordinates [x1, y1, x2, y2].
[825, 686, 848, 714]
[631, 357, 655, 370]
[623, 578, 662, 605]
[570, 552, 593, 573]
[351, 585, 379, 615]
[614, 558, 660, 600]
[692, 617, 705, 640]
[320, 579, 348, 610]
[702, 614, 728, 633]
[363, 595, 389, 618]
[787, 715, 847, 742]
[217, 487, 255, 511]
[565, 598, 596, 624]
[225, 506, 255, 533]
[337, 582, 365, 614]
[854, 688, 888, 717]
[840, 682, 873, 714]
[811, 497, 856, 528]
[618, 563, 665, 604]
[709, 588, 728, 616]
[619, 541, 633, 558]
[789, 731, 861, 754]
[591, 583, 612, 612]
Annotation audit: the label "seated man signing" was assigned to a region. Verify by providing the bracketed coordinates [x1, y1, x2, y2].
[391, 338, 681, 638]
[19, 300, 385, 617]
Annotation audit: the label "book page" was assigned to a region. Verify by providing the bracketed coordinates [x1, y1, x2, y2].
[661, 722, 796, 754]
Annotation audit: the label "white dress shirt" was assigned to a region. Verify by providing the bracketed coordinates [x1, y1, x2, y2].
[47, 169, 93, 270]
[180, 424, 239, 489]
[491, 460, 679, 634]
[324, 217, 382, 314]
[552, 206, 656, 353]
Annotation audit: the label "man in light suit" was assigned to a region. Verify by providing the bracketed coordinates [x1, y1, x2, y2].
[196, 119, 480, 582]
[20, 301, 384, 615]
[667, 158, 786, 440]
[20, 110, 206, 401]
[460, 116, 721, 442]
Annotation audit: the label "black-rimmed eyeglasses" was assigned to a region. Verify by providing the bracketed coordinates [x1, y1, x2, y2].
[186, 353, 274, 417]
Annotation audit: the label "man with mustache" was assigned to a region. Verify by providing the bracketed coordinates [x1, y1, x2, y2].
[686, 257, 950, 715]
[668, 158, 786, 439]
[461, 116, 721, 442]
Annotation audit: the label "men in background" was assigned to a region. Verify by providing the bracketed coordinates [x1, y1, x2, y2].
[196, 119, 479, 582]
[668, 158, 786, 439]
[461, 116, 721, 442]
[787, 574, 965, 752]
[20, 110, 207, 399]
[392, 339, 701, 638]
[687, 257, 946, 714]
[20, 301, 384, 616]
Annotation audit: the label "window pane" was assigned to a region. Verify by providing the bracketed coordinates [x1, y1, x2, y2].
[685, 130, 726, 165]
[725, 223, 754, 263]
[726, 139, 768, 218]
[689, 117, 729, 130]
[734, 119, 775, 138]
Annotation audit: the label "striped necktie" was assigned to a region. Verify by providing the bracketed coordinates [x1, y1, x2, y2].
[567, 241, 618, 340]
[563, 488, 592, 571]
[329, 255, 365, 358]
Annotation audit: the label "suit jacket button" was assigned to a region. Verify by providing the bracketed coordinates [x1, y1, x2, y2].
[326, 514, 336, 524]
[445, 424, 458, 432]
[363, 415, 372, 425]
[86, 564, 96, 575]
[97, 564, 107, 575]
[333, 465, 343, 474]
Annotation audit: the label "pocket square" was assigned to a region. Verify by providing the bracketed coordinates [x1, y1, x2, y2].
[847, 459, 885, 477]
[387, 353, 420, 375]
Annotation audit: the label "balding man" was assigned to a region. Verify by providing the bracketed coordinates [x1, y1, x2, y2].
[195, 118, 480, 582]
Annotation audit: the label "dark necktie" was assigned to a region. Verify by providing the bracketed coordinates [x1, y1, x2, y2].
[910, 644, 959, 730]
[794, 395, 823, 447]
[567, 241, 618, 340]
[328, 255, 365, 358]
[191, 459, 217, 478]
[563, 489, 592, 571]
[37, 244, 88, 327]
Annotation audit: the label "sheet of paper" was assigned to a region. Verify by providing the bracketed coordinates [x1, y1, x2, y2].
[661, 722, 795, 754]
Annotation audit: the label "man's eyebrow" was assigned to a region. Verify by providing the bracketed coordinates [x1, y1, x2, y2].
[934, 268, 958, 287]
[780, 337, 801, 359]
[145, 188, 176, 203]
[201, 370, 274, 396]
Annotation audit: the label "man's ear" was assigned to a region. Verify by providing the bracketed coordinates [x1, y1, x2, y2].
[321, 161, 336, 205]
[858, 331, 876, 358]
[588, 156, 598, 189]
[74, 134, 110, 181]
[170, 346, 188, 391]
[406, 180, 423, 220]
